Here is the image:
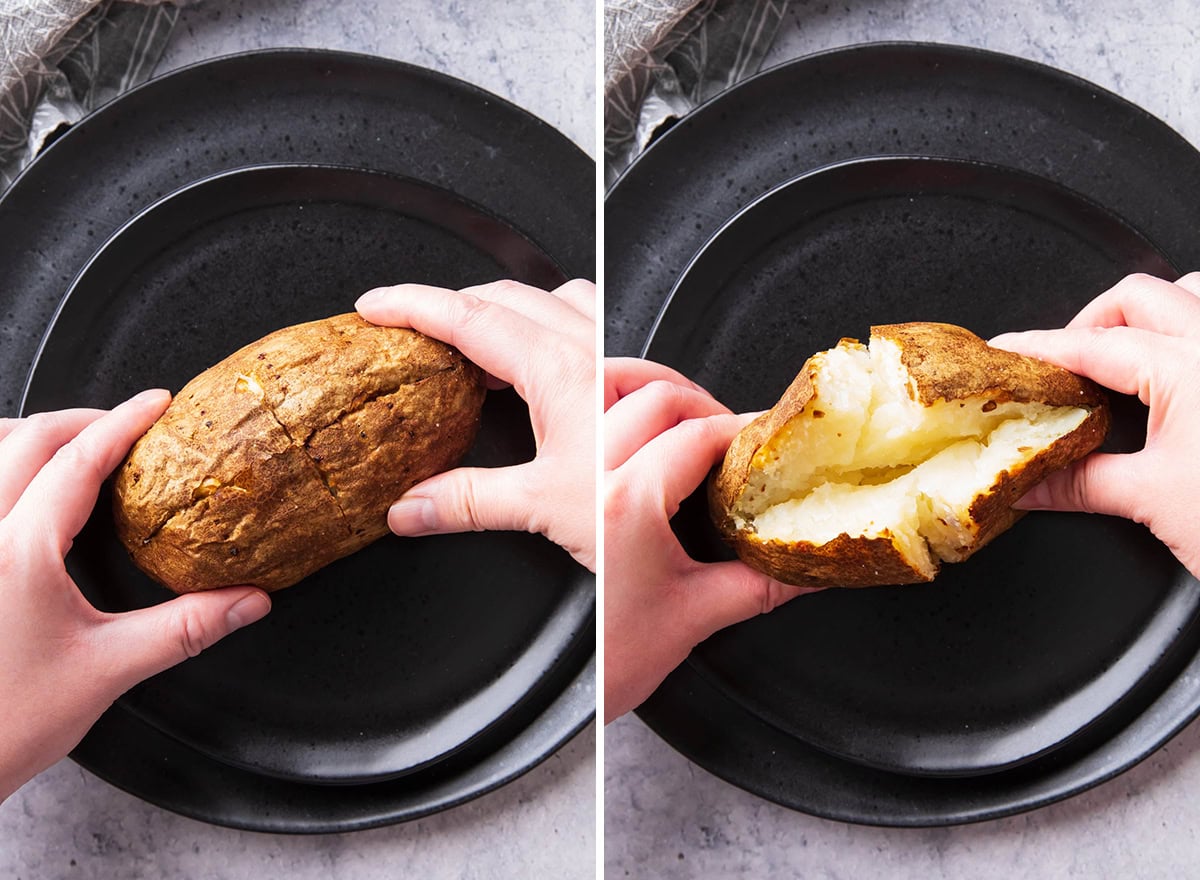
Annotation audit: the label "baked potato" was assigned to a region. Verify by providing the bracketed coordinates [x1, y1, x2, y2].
[709, 322, 1109, 587]
[113, 313, 486, 593]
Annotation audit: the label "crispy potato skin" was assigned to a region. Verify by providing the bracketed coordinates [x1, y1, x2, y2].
[709, 356, 820, 528]
[113, 313, 486, 593]
[726, 531, 935, 589]
[708, 322, 1111, 588]
[877, 322, 1109, 409]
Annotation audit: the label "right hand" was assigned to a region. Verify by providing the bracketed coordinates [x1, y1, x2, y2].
[356, 280, 597, 571]
[990, 272, 1200, 579]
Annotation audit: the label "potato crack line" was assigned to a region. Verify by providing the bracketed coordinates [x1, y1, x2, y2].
[138, 505, 187, 547]
[133, 364, 458, 547]
[257, 398, 354, 536]
[321, 364, 456, 433]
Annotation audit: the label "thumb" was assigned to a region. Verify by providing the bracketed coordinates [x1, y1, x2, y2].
[682, 561, 821, 645]
[97, 587, 271, 693]
[387, 465, 535, 536]
[1014, 452, 1139, 518]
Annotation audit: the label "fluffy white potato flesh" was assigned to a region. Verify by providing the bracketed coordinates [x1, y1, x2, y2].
[734, 337, 1088, 577]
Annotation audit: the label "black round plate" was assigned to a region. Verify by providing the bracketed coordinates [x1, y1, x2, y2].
[0, 50, 594, 831]
[606, 43, 1200, 825]
[23, 163, 583, 784]
[75, 652, 596, 834]
[649, 155, 1191, 778]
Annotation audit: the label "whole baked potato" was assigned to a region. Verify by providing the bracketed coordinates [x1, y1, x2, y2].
[709, 322, 1109, 588]
[113, 313, 485, 593]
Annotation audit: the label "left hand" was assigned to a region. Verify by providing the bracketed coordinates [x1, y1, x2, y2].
[0, 390, 271, 801]
[603, 359, 820, 722]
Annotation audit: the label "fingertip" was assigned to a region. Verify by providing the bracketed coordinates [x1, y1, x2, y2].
[701, 411, 756, 446]
[127, 388, 171, 409]
[225, 588, 272, 630]
[356, 284, 426, 320]
[354, 286, 390, 313]
[987, 330, 1040, 353]
[388, 495, 438, 535]
[1012, 481, 1052, 510]
[357, 283, 453, 317]
[99, 586, 274, 689]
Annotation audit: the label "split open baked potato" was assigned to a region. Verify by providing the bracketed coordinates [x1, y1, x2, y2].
[709, 322, 1109, 587]
[113, 313, 485, 593]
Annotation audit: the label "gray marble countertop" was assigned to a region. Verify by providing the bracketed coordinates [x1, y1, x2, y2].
[0, 1, 595, 878]
[605, 1, 1200, 877]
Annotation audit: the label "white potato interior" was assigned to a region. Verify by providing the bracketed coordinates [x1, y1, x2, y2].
[734, 338, 1087, 573]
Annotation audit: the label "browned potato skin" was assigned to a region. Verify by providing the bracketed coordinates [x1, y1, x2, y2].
[113, 313, 486, 593]
[709, 322, 1111, 588]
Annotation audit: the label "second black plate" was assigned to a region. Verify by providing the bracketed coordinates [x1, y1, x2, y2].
[21, 164, 592, 785]
[648, 156, 1197, 778]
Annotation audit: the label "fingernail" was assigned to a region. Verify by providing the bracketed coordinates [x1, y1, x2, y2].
[355, 288, 387, 310]
[226, 591, 271, 630]
[129, 388, 170, 405]
[389, 496, 438, 534]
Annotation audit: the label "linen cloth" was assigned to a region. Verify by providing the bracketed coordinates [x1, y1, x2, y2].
[1, 0, 182, 189]
[604, 0, 789, 183]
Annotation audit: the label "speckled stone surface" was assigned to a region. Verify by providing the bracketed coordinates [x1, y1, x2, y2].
[762, 0, 1200, 150]
[0, 0, 595, 877]
[606, 715, 1200, 878]
[605, 0, 1200, 877]
[6, 724, 594, 879]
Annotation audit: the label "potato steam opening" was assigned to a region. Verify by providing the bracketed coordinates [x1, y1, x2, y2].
[731, 337, 1088, 578]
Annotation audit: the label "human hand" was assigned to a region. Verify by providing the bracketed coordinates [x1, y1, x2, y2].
[356, 279, 596, 571]
[990, 272, 1200, 579]
[603, 359, 820, 722]
[0, 390, 271, 801]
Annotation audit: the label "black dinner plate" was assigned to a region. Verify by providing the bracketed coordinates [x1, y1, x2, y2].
[0, 49, 594, 831]
[649, 155, 1191, 779]
[23, 162, 582, 784]
[606, 43, 1200, 824]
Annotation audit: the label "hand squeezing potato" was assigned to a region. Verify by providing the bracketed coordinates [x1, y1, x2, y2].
[710, 322, 1109, 587]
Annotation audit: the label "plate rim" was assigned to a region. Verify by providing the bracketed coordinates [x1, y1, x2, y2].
[607, 39, 1196, 200]
[2, 45, 582, 204]
[19, 161, 565, 417]
[78, 654, 597, 834]
[641, 153, 1176, 360]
